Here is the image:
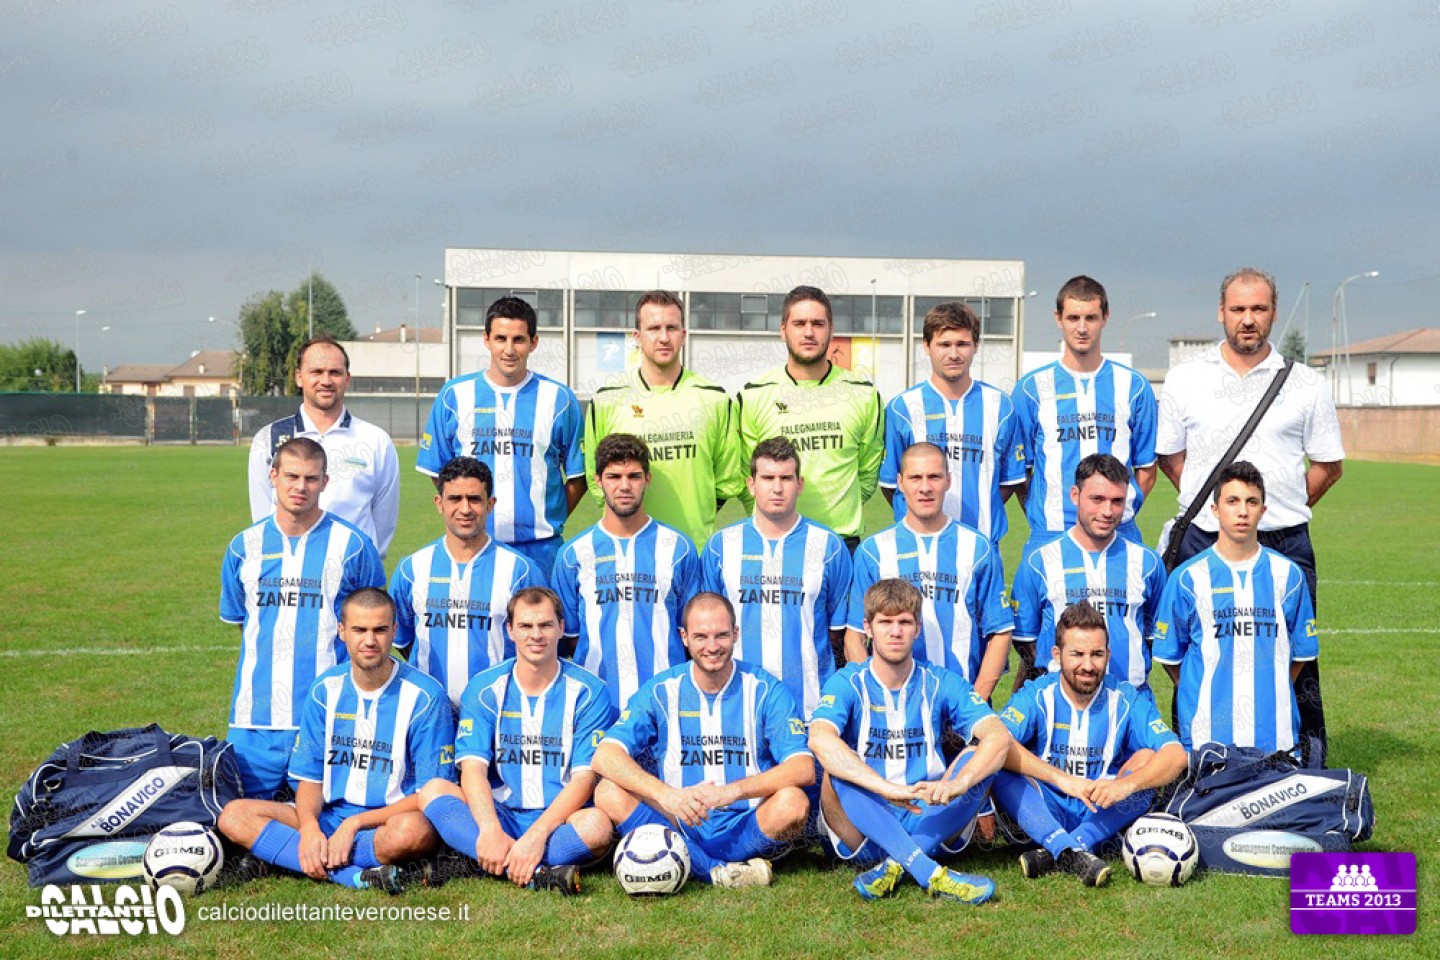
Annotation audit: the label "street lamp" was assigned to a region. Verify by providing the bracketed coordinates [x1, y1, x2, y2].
[414, 273, 423, 441]
[1331, 271, 1379, 404]
[74, 309, 87, 392]
[100, 326, 111, 390]
[1120, 311, 1157, 352]
[434, 279, 450, 380]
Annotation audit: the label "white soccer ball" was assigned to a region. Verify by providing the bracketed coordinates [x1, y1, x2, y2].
[1122, 813, 1199, 886]
[143, 822, 224, 897]
[613, 823, 691, 895]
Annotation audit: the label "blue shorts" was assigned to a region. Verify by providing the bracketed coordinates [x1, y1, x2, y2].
[317, 802, 372, 835]
[505, 537, 562, 579]
[229, 727, 298, 801]
[676, 806, 773, 863]
[494, 804, 545, 839]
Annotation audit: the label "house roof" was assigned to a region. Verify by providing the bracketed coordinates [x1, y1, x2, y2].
[167, 350, 237, 378]
[106, 364, 173, 384]
[353, 325, 445, 344]
[1310, 328, 1440, 359]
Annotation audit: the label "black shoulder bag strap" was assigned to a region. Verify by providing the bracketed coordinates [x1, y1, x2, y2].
[1163, 358, 1295, 571]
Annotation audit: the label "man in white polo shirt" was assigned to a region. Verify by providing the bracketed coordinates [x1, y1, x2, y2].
[1155, 266, 1344, 760]
[248, 335, 401, 558]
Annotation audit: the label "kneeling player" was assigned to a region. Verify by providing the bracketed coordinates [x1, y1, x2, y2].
[591, 592, 814, 888]
[217, 589, 455, 893]
[810, 578, 1011, 904]
[418, 587, 615, 894]
[992, 601, 1187, 887]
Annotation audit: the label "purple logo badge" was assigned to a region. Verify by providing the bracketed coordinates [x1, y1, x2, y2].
[1290, 852, 1416, 935]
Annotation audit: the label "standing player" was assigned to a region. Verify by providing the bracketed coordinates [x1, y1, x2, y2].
[218, 589, 454, 893]
[419, 587, 615, 894]
[554, 434, 701, 709]
[701, 436, 852, 719]
[880, 302, 1025, 543]
[736, 285, 883, 549]
[1013, 276, 1157, 556]
[248, 335, 400, 557]
[810, 579, 1011, 904]
[847, 443, 1014, 700]
[221, 437, 386, 801]
[584, 290, 743, 548]
[389, 457, 541, 707]
[417, 296, 585, 575]
[1010, 454, 1167, 695]
[592, 592, 814, 888]
[1153, 462, 1318, 754]
[993, 601, 1187, 887]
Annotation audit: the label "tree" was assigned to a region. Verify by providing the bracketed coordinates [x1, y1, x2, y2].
[0, 339, 80, 392]
[235, 273, 355, 395]
[292, 272, 354, 341]
[1279, 327, 1306, 362]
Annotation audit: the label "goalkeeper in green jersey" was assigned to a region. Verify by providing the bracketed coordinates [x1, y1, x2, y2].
[735, 285, 884, 548]
[585, 290, 744, 548]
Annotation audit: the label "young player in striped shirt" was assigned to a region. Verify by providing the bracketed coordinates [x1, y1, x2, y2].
[1012, 276, 1157, 558]
[810, 579, 1011, 904]
[880, 302, 1025, 544]
[220, 437, 386, 801]
[389, 457, 541, 707]
[554, 434, 701, 709]
[847, 443, 1014, 699]
[1010, 454, 1167, 695]
[735, 285, 883, 548]
[701, 436, 852, 719]
[218, 589, 455, 893]
[1153, 461, 1319, 754]
[992, 601, 1187, 887]
[417, 296, 585, 575]
[419, 587, 616, 895]
[592, 592, 814, 889]
[584, 290, 743, 548]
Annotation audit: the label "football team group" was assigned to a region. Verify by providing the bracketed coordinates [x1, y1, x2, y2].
[216, 267, 1343, 901]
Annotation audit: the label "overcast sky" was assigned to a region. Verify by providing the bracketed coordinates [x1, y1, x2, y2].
[3, 0, 1436, 371]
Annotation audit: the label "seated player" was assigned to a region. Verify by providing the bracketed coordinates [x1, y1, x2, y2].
[1153, 461, 1318, 755]
[554, 433, 701, 709]
[847, 442, 1014, 698]
[217, 588, 455, 893]
[221, 436, 386, 801]
[810, 579, 1011, 905]
[992, 601, 1187, 887]
[591, 592, 814, 888]
[418, 587, 616, 895]
[389, 456, 540, 707]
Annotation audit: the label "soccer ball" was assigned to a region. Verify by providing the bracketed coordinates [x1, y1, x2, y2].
[1122, 813, 1198, 886]
[613, 823, 691, 895]
[143, 822, 224, 897]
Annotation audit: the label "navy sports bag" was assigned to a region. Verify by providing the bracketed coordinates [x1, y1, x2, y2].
[8, 724, 243, 887]
[1163, 740, 1374, 876]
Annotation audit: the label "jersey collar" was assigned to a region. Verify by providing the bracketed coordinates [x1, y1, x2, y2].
[637, 365, 686, 392]
[783, 359, 834, 386]
[295, 405, 352, 435]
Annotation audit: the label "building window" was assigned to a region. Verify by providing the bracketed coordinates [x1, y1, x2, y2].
[457, 287, 564, 329]
[829, 295, 904, 335]
[573, 290, 646, 329]
[691, 292, 784, 332]
[912, 296, 1017, 338]
[1367, 362, 1377, 386]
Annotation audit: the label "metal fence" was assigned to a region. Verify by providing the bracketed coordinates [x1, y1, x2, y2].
[0, 393, 436, 445]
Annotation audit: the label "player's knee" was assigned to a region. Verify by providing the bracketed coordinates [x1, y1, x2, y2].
[374, 812, 440, 862]
[416, 777, 460, 809]
[569, 808, 616, 854]
[217, 799, 262, 846]
[593, 779, 636, 822]
[767, 786, 811, 832]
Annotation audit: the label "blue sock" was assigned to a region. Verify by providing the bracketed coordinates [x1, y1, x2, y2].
[329, 865, 366, 888]
[618, 804, 720, 881]
[544, 824, 597, 866]
[832, 779, 940, 888]
[1073, 787, 1156, 852]
[425, 795, 480, 861]
[910, 754, 996, 858]
[253, 821, 303, 874]
[351, 829, 380, 868]
[991, 770, 1082, 858]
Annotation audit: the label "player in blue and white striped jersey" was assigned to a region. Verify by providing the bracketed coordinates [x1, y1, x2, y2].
[993, 601, 1187, 887]
[220, 438, 386, 801]
[847, 443, 1013, 699]
[419, 587, 616, 894]
[390, 457, 541, 707]
[701, 436, 851, 719]
[555, 434, 700, 709]
[1012, 277, 1157, 557]
[218, 589, 455, 894]
[1153, 461, 1318, 754]
[592, 593, 814, 889]
[810, 579, 1011, 904]
[880, 302, 1026, 543]
[416, 296, 585, 575]
[1011, 454, 1167, 695]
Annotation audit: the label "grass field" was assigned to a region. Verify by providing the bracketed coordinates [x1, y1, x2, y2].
[1, 447, 1435, 958]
